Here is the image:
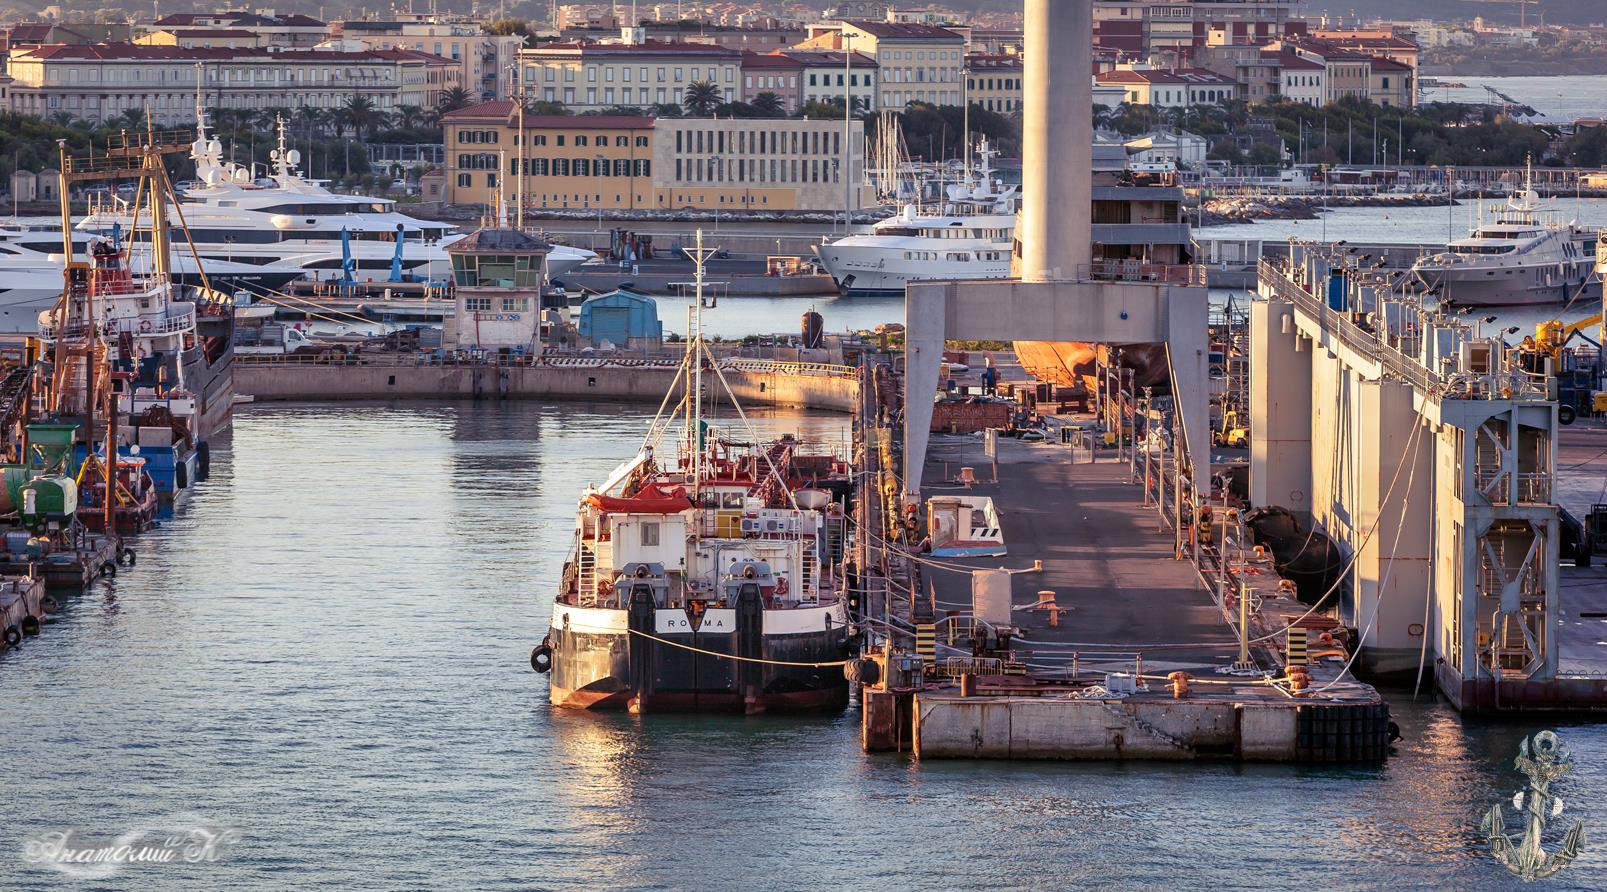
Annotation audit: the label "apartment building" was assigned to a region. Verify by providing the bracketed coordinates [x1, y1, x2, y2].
[517, 37, 741, 112]
[740, 52, 802, 110]
[1269, 53, 1326, 106]
[147, 12, 329, 47]
[1093, 0, 1305, 65]
[965, 53, 1022, 114]
[5, 43, 437, 125]
[802, 20, 963, 109]
[1095, 67, 1236, 108]
[784, 50, 878, 112]
[336, 19, 525, 101]
[442, 101, 869, 212]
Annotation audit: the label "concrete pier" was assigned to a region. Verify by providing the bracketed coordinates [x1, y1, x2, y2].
[235, 356, 860, 412]
[881, 430, 1390, 763]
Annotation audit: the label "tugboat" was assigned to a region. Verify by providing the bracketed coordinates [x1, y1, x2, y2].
[533, 231, 856, 714]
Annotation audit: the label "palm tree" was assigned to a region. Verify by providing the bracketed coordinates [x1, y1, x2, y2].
[344, 96, 380, 142]
[108, 108, 146, 132]
[750, 92, 784, 118]
[683, 80, 721, 117]
[437, 87, 473, 115]
[393, 104, 424, 130]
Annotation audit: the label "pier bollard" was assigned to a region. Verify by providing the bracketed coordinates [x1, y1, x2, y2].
[959, 673, 975, 698]
[1169, 671, 1190, 700]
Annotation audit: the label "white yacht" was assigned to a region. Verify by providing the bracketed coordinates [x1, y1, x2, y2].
[1412, 167, 1597, 307]
[0, 218, 305, 335]
[813, 145, 1017, 296]
[78, 116, 599, 288]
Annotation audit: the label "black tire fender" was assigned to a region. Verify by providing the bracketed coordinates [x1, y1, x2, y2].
[530, 644, 553, 673]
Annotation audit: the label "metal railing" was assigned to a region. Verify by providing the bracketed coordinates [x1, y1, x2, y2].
[1081, 261, 1208, 287]
[1258, 259, 1438, 396]
[235, 351, 860, 379]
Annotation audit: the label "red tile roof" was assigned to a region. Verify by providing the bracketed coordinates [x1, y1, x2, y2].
[841, 21, 963, 41]
[443, 102, 655, 129]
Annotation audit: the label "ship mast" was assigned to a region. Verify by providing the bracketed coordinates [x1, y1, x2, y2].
[684, 228, 719, 500]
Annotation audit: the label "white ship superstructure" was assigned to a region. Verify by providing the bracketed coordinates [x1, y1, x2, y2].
[814, 144, 1017, 296]
[78, 115, 598, 287]
[1412, 164, 1597, 307]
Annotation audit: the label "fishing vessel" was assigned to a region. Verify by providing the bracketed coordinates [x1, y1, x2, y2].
[37, 131, 235, 505]
[0, 217, 304, 335]
[533, 231, 855, 714]
[813, 143, 1017, 296]
[1411, 164, 1598, 306]
[77, 113, 599, 290]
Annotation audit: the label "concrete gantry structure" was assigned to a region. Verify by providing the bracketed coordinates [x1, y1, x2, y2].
[904, 0, 1209, 500]
[1255, 249, 1563, 711]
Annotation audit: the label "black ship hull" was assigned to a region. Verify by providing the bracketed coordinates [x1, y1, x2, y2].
[547, 602, 852, 714]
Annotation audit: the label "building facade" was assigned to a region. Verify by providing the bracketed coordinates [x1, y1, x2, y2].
[336, 19, 525, 101]
[785, 50, 878, 112]
[442, 102, 869, 213]
[6, 43, 436, 125]
[965, 53, 1022, 113]
[517, 38, 741, 112]
[740, 52, 803, 111]
[804, 20, 963, 109]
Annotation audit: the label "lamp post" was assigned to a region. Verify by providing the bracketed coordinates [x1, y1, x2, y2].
[842, 33, 854, 235]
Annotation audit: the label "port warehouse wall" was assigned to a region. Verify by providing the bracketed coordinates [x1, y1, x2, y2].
[235, 360, 859, 412]
[1251, 283, 1561, 703]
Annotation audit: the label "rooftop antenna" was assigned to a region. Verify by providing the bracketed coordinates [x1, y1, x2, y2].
[684, 228, 720, 498]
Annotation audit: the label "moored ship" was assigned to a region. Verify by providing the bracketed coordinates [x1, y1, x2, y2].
[534, 233, 855, 714]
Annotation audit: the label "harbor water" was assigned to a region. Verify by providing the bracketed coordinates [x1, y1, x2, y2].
[3, 402, 1605, 890]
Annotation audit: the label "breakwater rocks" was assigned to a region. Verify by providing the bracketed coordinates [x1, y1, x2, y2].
[1195, 193, 1453, 226]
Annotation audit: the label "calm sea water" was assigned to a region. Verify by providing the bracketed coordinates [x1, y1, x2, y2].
[2, 402, 1605, 890]
[1426, 75, 1607, 121]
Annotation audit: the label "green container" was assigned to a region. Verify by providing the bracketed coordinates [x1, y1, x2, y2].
[20, 475, 77, 532]
[25, 423, 80, 475]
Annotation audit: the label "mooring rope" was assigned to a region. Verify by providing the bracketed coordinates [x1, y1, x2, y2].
[624, 628, 850, 668]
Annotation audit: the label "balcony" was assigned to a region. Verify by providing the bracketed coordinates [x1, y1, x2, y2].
[1080, 260, 1207, 286]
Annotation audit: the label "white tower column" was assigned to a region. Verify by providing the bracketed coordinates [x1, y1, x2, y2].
[1018, 0, 1092, 282]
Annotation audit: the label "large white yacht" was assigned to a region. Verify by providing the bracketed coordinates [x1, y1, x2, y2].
[1411, 166, 1598, 307]
[813, 145, 1017, 296]
[78, 116, 599, 286]
[0, 218, 305, 335]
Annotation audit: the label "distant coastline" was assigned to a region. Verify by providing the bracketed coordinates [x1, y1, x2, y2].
[1423, 53, 1607, 78]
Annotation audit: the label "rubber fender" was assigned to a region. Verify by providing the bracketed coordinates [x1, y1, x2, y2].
[99, 560, 117, 578]
[21, 614, 40, 636]
[844, 657, 880, 686]
[3, 625, 19, 647]
[119, 548, 137, 567]
[530, 645, 553, 673]
[197, 441, 211, 481]
[41, 595, 59, 613]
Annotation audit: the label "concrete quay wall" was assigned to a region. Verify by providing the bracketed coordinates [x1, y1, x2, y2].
[911, 694, 1391, 763]
[236, 362, 859, 412]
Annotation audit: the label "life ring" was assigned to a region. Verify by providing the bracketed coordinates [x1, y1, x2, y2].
[3, 625, 19, 646]
[21, 614, 40, 636]
[139, 319, 153, 333]
[773, 576, 789, 597]
[530, 644, 553, 673]
[99, 560, 117, 577]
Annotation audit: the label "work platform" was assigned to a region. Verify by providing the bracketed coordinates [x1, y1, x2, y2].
[858, 428, 1392, 763]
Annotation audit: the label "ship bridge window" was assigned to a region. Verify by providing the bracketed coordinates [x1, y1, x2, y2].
[1451, 244, 1517, 255]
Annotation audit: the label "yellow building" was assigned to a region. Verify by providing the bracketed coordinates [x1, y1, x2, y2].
[965, 53, 1022, 114]
[444, 102, 655, 210]
[443, 101, 870, 213]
